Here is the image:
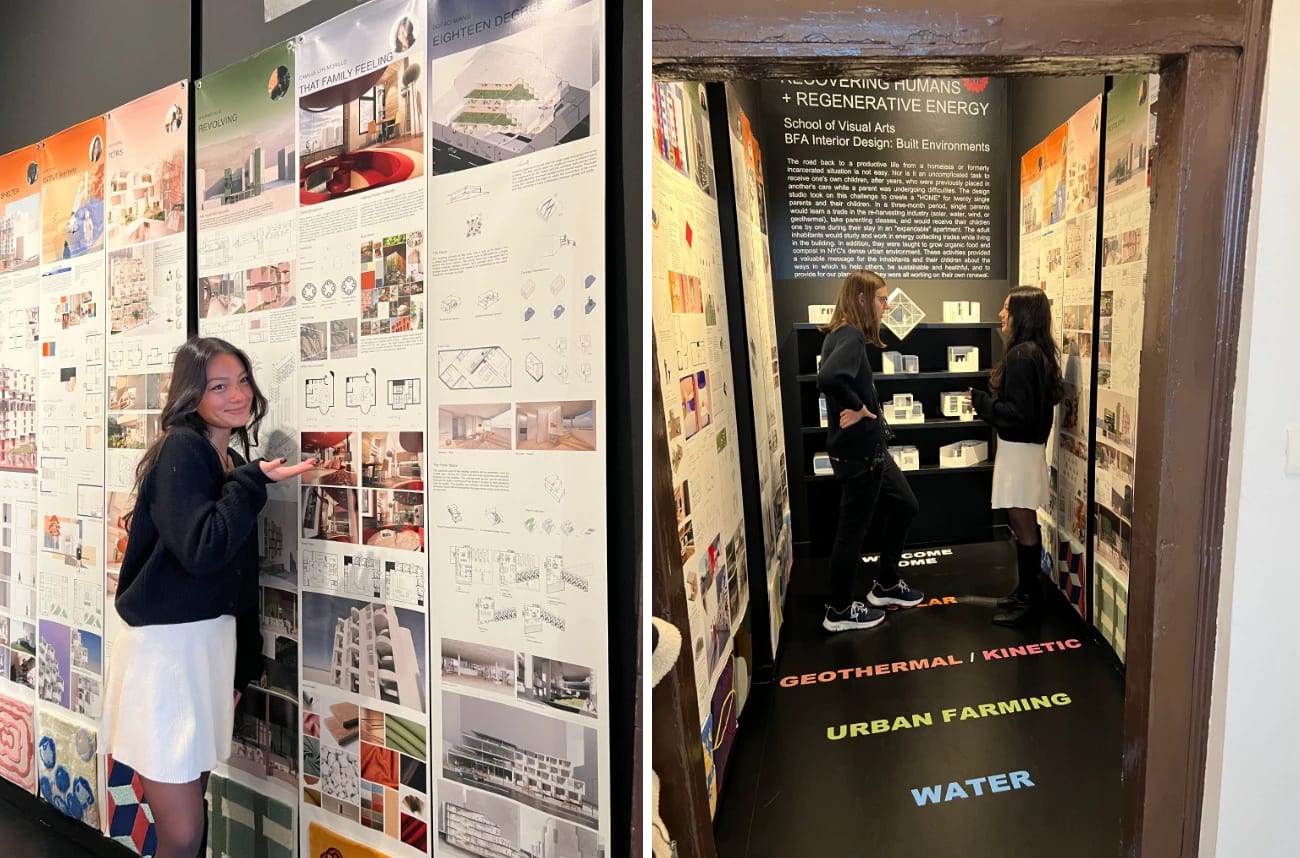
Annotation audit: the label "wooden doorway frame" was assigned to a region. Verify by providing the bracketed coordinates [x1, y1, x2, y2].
[650, 1, 1272, 855]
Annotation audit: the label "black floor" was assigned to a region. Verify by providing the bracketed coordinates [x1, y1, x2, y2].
[714, 541, 1125, 858]
[0, 779, 130, 858]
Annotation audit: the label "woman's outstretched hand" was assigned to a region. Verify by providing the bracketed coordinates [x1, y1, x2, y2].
[261, 457, 318, 482]
[840, 404, 877, 428]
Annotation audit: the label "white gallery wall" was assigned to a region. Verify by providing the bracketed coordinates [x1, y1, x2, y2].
[1201, 1, 1300, 853]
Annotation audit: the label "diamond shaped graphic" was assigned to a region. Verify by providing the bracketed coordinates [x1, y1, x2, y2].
[882, 287, 925, 339]
[685, 221, 693, 247]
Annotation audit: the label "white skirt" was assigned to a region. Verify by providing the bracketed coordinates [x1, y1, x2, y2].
[102, 615, 236, 783]
[991, 439, 1050, 509]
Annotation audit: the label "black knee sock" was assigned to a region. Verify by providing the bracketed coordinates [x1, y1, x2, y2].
[1016, 537, 1042, 601]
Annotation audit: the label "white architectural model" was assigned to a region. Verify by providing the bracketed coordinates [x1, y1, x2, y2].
[328, 603, 422, 709]
[888, 445, 920, 471]
[939, 439, 989, 468]
[941, 391, 977, 421]
[948, 346, 979, 372]
[886, 394, 924, 424]
[942, 301, 981, 323]
[882, 287, 925, 339]
[881, 352, 920, 375]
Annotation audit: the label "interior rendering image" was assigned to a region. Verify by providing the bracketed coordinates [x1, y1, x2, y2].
[514, 401, 596, 452]
[298, 56, 425, 204]
[437, 404, 512, 450]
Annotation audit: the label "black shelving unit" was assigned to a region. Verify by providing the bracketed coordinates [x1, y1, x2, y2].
[783, 321, 1006, 553]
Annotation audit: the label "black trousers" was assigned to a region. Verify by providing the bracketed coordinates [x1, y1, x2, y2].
[827, 453, 919, 607]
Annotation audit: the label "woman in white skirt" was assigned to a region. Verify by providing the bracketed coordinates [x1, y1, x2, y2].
[970, 287, 1064, 627]
[102, 337, 314, 857]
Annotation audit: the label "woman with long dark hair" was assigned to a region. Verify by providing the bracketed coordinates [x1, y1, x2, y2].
[971, 286, 1065, 626]
[101, 336, 314, 857]
[816, 270, 923, 632]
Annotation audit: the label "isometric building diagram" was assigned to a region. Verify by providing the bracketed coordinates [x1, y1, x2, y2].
[430, 28, 594, 170]
[438, 347, 512, 390]
[525, 352, 544, 382]
[448, 185, 488, 203]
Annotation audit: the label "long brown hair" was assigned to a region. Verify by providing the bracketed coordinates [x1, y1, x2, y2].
[819, 269, 887, 347]
[991, 286, 1065, 403]
[130, 336, 269, 501]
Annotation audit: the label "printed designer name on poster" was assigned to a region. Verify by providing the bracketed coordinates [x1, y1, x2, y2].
[431, 0, 553, 48]
[299, 51, 396, 95]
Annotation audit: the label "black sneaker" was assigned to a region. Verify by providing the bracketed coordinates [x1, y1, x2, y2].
[867, 579, 925, 608]
[823, 601, 886, 632]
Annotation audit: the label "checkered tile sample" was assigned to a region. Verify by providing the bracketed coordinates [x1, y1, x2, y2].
[207, 772, 294, 858]
[106, 755, 156, 856]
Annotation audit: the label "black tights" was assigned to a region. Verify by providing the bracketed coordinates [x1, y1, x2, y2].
[140, 772, 208, 858]
[828, 455, 919, 607]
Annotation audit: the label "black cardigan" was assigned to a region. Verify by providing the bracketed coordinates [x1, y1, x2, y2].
[114, 427, 272, 692]
[816, 324, 886, 460]
[971, 342, 1055, 444]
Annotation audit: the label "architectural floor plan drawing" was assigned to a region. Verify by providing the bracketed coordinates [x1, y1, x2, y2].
[345, 370, 377, 413]
[388, 378, 421, 410]
[438, 347, 512, 390]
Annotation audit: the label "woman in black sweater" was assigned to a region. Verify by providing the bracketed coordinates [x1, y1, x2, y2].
[101, 337, 314, 858]
[816, 270, 923, 632]
[970, 286, 1065, 626]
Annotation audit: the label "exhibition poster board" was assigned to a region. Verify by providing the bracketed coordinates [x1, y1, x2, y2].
[0, 0, 615, 852]
[722, 85, 793, 653]
[1020, 95, 1102, 620]
[97, 79, 192, 852]
[292, 2, 432, 854]
[427, 0, 610, 852]
[651, 79, 747, 816]
[0, 143, 42, 794]
[36, 116, 109, 743]
[195, 38, 304, 832]
[1092, 74, 1159, 663]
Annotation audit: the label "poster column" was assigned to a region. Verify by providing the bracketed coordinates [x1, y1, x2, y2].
[294, 3, 433, 855]
[721, 88, 792, 650]
[1049, 100, 1102, 618]
[98, 80, 191, 851]
[1093, 74, 1159, 662]
[0, 144, 42, 795]
[427, 0, 609, 853]
[35, 116, 108, 830]
[195, 43, 302, 846]
[651, 79, 746, 816]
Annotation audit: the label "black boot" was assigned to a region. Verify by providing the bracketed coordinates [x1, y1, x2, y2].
[993, 540, 1044, 627]
[996, 528, 1038, 608]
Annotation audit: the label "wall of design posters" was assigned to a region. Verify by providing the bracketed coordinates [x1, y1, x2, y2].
[651, 78, 747, 816]
[195, 38, 304, 841]
[722, 85, 792, 652]
[0, 0, 615, 852]
[0, 144, 42, 794]
[426, 0, 609, 853]
[1092, 74, 1158, 663]
[1019, 96, 1101, 620]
